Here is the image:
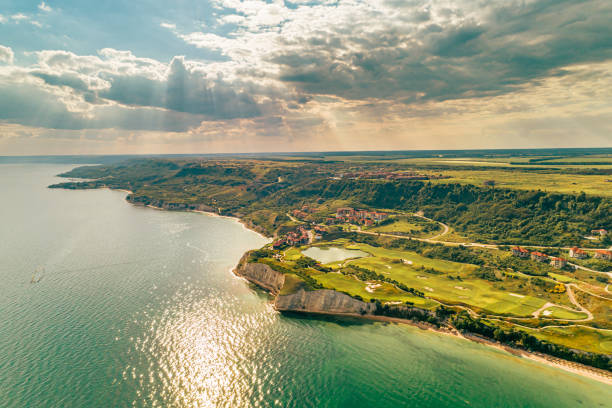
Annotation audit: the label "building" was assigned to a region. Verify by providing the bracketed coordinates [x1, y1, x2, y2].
[511, 247, 530, 258]
[336, 207, 355, 218]
[335, 207, 388, 225]
[594, 250, 612, 261]
[550, 257, 567, 269]
[569, 247, 588, 259]
[273, 226, 310, 248]
[591, 229, 608, 236]
[530, 251, 548, 262]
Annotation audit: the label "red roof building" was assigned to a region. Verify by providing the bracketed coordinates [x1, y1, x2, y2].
[511, 247, 530, 258]
[569, 247, 587, 259]
[530, 251, 549, 262]
[550, 257, 567, 269]
[594, 250, 612, 261]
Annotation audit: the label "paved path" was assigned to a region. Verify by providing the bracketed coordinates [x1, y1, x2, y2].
[570, 262, 612, 279]
[531, 302, 556, 319]
[565, 284, 594, 321]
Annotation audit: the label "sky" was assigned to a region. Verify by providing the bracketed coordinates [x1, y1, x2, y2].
[0, 0, 611, 155]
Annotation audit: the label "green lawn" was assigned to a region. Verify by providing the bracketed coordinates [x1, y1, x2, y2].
[345, 243, 478, 274]
[335, 243, 548, 316]
[428, 169, 612, 197]
[541, 306, 588, 320]
[311, 270, 436, 308]
[367, 216, 440, 238]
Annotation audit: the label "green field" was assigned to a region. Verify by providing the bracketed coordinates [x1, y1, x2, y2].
[345, 243, 477, 274]
[542, 306, 588, 320]
[314, 243, 551, 317]
[366, 215, 441, 238]
[429, 169, 612, 197]
[312, 270, 436, 307]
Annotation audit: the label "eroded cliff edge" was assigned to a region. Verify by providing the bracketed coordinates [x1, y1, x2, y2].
[234, 253, 286, 296]
[234, 253, 375, 315]
[275, 289, 375, 315]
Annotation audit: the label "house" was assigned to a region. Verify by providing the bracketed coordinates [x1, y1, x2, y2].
[273, 239, 285, 249]
[594, 250, 612, 261]
[511, 247, 530, 258]
[336, 207, 355, 218]
[569, 247, 588, 259]
[370, 211, 388, 221]
[550, 257, 567, 269]
[530, 251, 548, 262]
[591, 229, 608, 236]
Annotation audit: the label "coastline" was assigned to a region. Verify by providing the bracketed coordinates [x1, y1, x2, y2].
[274, 308, 612, 386]
[143, 204, 272, 241]
[62, 184, 612, 387]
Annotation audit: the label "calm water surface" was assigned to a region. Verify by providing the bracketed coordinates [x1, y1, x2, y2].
[302, 246, 368, 263]
[0, 164, 610, 408]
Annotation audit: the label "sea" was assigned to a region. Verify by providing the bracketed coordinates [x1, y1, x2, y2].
[0, 163, 610, 407]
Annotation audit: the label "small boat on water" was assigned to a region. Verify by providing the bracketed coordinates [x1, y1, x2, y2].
[30, 267, 44, 284]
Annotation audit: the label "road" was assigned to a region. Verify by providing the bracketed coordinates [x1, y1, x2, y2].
[411, 213, 450, 240]
[565, 284, 594, 321]
[570, 262, 612, 279]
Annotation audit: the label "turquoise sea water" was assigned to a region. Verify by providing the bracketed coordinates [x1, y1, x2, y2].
[0, 163, 610, 408]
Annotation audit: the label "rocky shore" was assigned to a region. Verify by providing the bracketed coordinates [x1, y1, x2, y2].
[233, 252, 377, 315]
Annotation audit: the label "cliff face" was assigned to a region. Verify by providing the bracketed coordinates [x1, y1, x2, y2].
[275, 289, 376, 315]
[234, 259, 286, 295]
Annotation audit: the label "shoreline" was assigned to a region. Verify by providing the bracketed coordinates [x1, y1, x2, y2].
[142, 204, 272, 241]
[63, 184, 612, 386]
[275, 308, 612, 386]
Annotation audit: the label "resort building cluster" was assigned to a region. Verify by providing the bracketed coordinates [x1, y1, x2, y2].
[512, 245, 612, 267]
[273, 226, 310, 249]
[511, 247, 568, 268]
[291, 205, 316, 220]
[326, 207, 389, 226]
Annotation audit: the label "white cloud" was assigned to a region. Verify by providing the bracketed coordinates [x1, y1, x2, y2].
[0, 14, 6, 24]
[38, 2, 52, 12]
[11, 13, 29, 22]
[0, 45, 14, 64]
[160, 22, 176, 30]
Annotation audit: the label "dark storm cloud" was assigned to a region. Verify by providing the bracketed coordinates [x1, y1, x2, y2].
[0, 81, 204, 132]
[32, 57, 262, 120]
[272, 0, 612, 102]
